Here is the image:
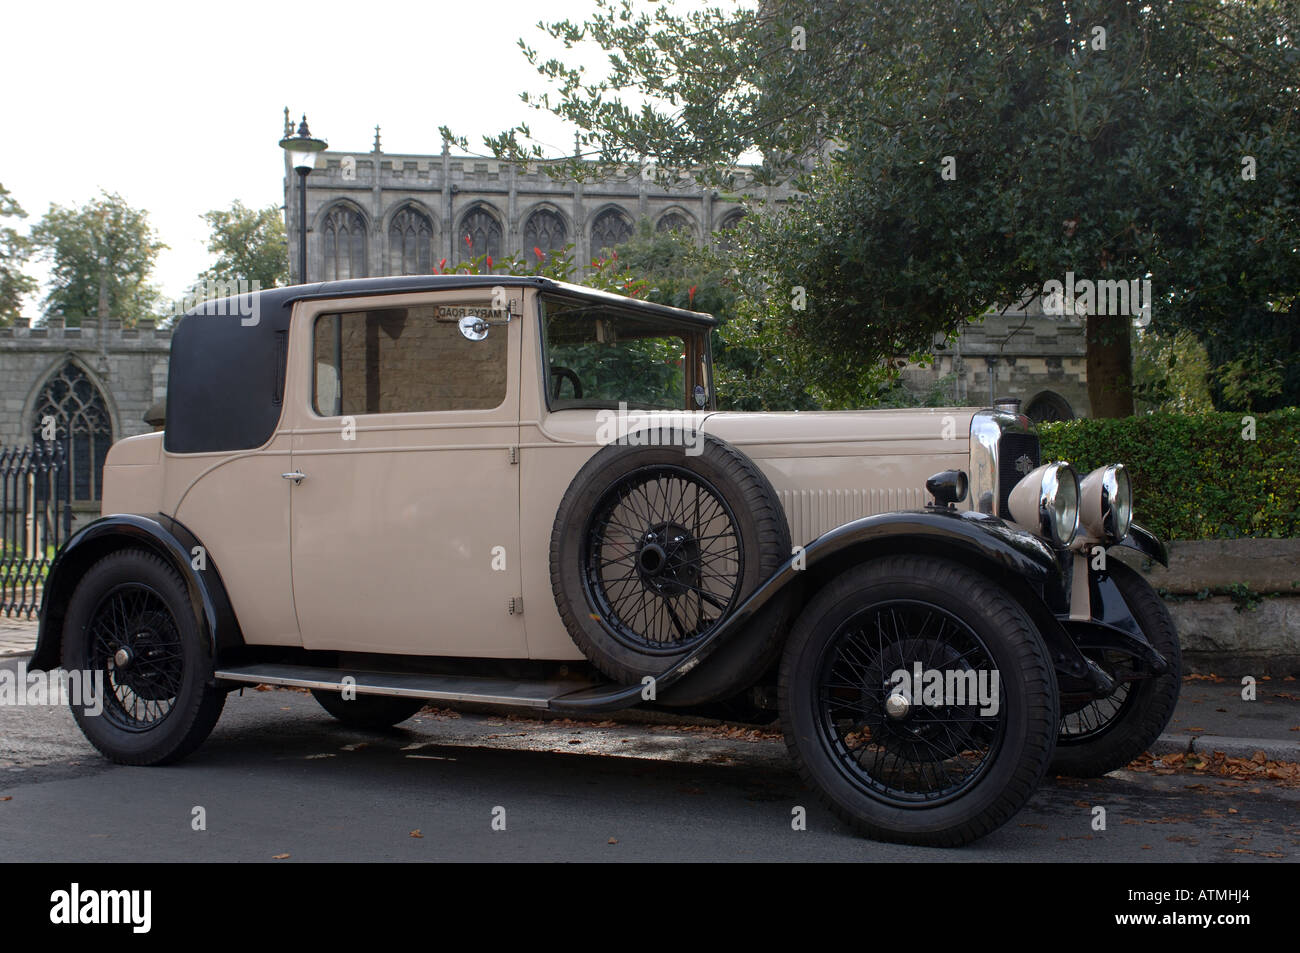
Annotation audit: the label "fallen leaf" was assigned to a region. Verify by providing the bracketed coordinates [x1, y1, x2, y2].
[1228, 808, 1238, 814]
[272, 853, 290, 860]
[409, 830, 423, 839]
[607, 837, 618, 845]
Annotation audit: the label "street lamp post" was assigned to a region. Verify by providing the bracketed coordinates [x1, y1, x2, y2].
[279, 115, 328, 284]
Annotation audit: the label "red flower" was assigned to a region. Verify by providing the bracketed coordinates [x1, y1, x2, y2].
[438, 258, 447, 272]
[612, 250, 618, 260]
[534, 245, 545, 261]
[688, 285, 698, 307]
[464, 234, 472, 248]
[486, 255, 493, 270]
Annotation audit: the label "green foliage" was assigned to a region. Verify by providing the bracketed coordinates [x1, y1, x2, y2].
[197, 201, 289, 290]
[30, 190, 165, 325]
[486, 0, 1300, 414]
[1133, 329, 1214, 414]
[0, 183, 36, 327]
[1039, 409, 1300, 541]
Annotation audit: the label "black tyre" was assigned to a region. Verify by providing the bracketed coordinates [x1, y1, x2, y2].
[780, 556, 1059, 847]
[550, 431, 790, 703]
[311, 690, 426, 729]
[61, 549, 225, 766]
[1052, 560, 1182, 777]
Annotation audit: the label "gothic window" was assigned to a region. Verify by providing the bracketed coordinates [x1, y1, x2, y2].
[1026, 391, 1075, 423]
[388, 207, 433, 275]
[656, 212, 693, 238]
[457, 206, 503, 262]
[590, 208, 634, 255]
[716, 209, 746, 250]
[30, 362, 112, 503]
[322, 205, 368, 281]
[523, 209, 567, 259]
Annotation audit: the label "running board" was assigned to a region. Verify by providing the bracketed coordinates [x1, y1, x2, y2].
[213, 663, 638, 712]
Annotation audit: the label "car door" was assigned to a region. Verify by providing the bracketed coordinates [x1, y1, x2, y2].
[285, 288, 525, 657]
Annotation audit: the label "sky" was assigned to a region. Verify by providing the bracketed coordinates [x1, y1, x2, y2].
[0, 0, 695, 314]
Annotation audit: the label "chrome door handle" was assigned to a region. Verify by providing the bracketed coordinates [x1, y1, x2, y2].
[281, 471, 306, 485]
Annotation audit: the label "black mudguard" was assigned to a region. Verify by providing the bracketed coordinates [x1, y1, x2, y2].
[1112, 521, 1169, 567]
[30, 513, 243, 673]
[1060, 569, 1171, 676]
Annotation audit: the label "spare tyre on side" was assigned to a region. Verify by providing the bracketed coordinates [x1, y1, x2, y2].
[550, 430, 791, 705]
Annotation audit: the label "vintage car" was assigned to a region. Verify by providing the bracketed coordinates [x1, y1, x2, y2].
[31, 275, 1181, 846]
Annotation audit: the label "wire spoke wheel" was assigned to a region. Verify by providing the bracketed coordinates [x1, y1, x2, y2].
[86, 582, 184, 732]
[581, 464, 743, 653]
[815, 600, 1005, 806]
[1058, 650, 1138, 743]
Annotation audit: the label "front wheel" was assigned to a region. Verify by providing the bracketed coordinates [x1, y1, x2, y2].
[61, 549, 225, 765]
[780, 556, 1059, 847]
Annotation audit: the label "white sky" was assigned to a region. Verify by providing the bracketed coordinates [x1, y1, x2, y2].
[1, 0, 715, 314]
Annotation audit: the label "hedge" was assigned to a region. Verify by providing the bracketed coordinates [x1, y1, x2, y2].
[1038, 409, 1300, 541]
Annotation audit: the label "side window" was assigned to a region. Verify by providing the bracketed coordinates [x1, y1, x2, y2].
[312, 303, 508, 415]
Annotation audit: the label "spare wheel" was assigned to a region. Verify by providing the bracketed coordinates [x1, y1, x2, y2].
[549, 430, 791, 704]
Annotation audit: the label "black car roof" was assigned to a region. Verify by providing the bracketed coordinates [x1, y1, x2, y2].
[277, 275, 718, 327]
[165, 275, 716, 455]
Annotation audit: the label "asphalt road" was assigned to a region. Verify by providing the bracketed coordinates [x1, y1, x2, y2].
[1, 659, 1297, 862]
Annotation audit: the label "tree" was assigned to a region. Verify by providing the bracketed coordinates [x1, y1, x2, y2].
[30, 190, 165, 325]
[197, 200, 288, 290]
[0, 183, 36, 326]
[481, 0, 1300, 414]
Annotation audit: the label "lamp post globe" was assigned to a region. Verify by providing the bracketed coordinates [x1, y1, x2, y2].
[279, 115, 327, 283]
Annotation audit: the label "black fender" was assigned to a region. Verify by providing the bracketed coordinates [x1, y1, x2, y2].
[31, 513, 244, 673]
[1060, 570, 1171, 676]
[1111, 521, 1169, 567]
[552, 507, 1096, 712]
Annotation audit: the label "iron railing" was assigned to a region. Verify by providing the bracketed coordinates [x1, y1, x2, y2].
[1, 441, 72, 619]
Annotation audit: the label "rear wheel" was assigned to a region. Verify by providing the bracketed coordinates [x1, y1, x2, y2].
[311, 690, 426, 729]
[780, 556, 1058, 847]
[61, 549, 225, 765]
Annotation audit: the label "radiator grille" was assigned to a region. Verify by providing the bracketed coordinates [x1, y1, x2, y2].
[997, 433, 1041, 518]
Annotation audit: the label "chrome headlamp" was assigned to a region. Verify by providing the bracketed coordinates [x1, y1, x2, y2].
[1079, 464, 1133, 543]
[1007, 462, 1080, 546]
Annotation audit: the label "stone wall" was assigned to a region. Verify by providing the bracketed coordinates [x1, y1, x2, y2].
[900, 305, 1091, 419]
[0, 317, 170, 526]
[1114, 540, 1300, 676]
[0, 317, 169, 446]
